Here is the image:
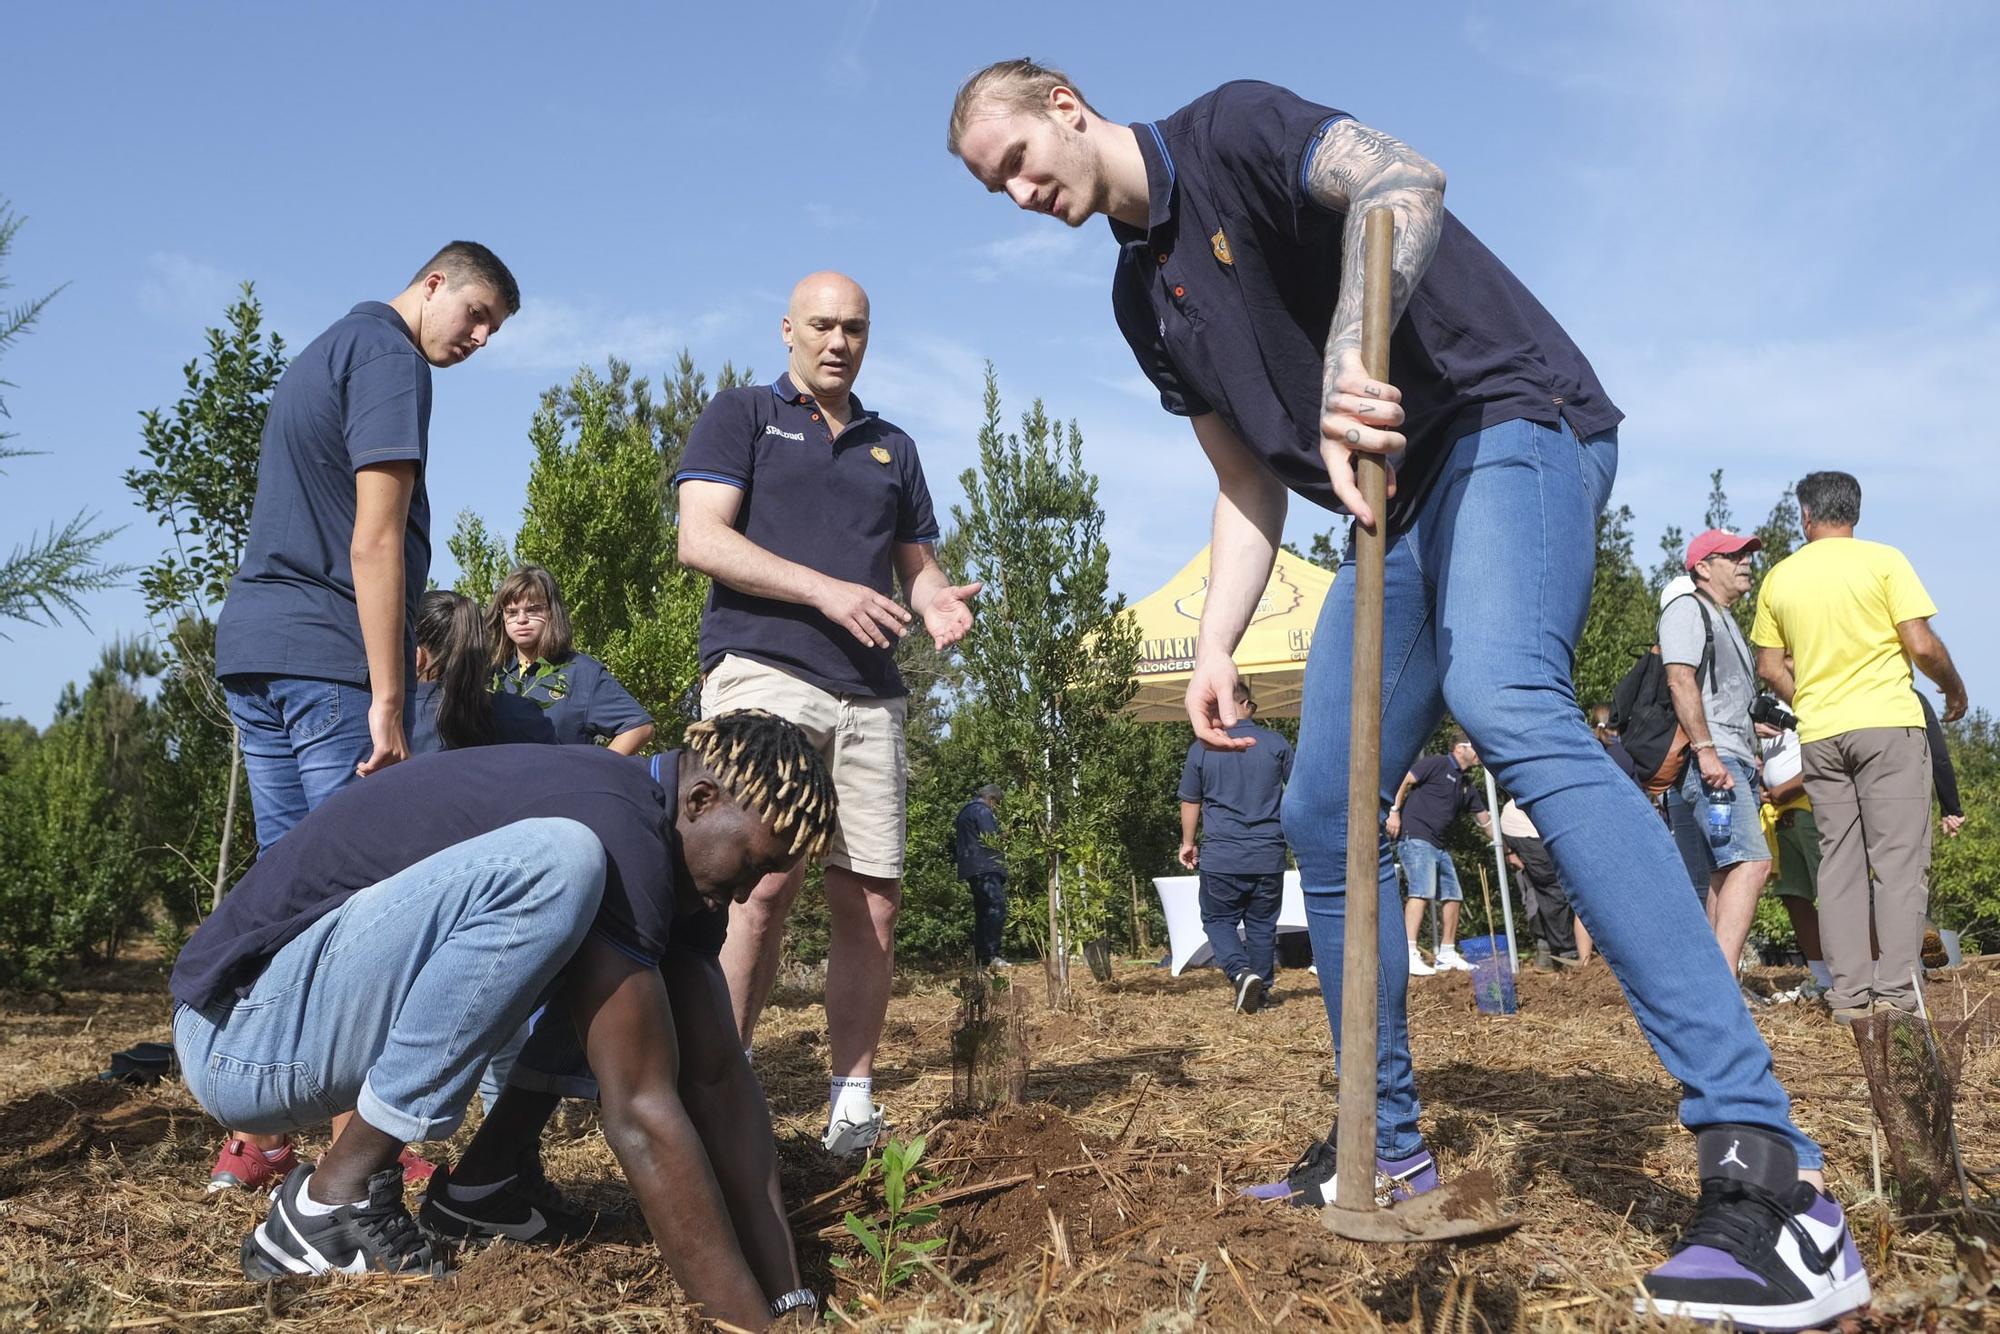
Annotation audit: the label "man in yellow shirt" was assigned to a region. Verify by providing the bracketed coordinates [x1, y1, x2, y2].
[1751, 472, 1967, 1022]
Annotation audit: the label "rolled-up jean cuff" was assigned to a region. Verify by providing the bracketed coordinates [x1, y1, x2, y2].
[505, 1064, 601, 1102]
[356, 1072, 463, 1144]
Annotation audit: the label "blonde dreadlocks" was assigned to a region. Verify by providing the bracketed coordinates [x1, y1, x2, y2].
[683, 709, 838, 861]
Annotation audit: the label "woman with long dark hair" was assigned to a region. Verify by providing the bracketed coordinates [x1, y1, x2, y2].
[488, 565, 654, 753]
[411, 590, 551, 752]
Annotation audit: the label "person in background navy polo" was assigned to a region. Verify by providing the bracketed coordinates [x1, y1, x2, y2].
[1177, 681, 1293, 1013]
[954, 784, 1008, 968]
[204, 241, 519, 1197]
[949, 63, 1869, 1329]
[488, 565, 654, 754]
[675, 271, 981, 1158]
[408, 590, 555, 755]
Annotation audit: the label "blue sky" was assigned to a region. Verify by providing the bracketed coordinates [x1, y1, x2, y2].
[4, 1, 1994, 725]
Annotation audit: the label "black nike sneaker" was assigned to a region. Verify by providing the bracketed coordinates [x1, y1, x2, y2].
[419, 1152, 598, 1245]
[241, 1163, 446, 1280]
[1635, 1124, 1870, 1329]
[1239, 1134, 1437, 1207]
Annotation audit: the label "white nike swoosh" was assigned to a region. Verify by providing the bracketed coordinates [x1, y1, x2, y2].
[434, 1198, 548, 1241]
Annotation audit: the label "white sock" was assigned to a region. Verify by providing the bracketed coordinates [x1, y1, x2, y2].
[446, 1173, 516, 1202]
[830, 1075, 874, 1126]
[1809, 959, 1834, 989]
[294, 1170, 345, 1216]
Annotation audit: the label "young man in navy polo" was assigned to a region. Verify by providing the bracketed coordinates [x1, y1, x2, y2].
[950, 62, 1868, 1329]
[170, 711, 830, 1328]
[675, 271, 981, 1156]
[1385, 732, 1493, 974]
[205, 241, 519, 1193]
[1176, 680, 1293, 1012]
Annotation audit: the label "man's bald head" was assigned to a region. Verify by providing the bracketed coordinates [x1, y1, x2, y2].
[782, 271, 872, 404]
[788, 271, 869, 319]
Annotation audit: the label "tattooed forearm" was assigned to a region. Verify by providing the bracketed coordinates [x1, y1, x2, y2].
[1306, 119, 1445, 398]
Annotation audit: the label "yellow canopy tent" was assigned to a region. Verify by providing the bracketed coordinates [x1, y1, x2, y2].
[1123, 546, 1335, 722]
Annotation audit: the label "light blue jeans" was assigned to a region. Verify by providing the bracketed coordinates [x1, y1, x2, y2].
[1280, 419, 1820, 1169]
[223, 674, 408, 853]
[173, 819, 605, 1144]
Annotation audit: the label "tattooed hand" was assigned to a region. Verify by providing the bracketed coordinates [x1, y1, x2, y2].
[1319, 348, 1404, 525]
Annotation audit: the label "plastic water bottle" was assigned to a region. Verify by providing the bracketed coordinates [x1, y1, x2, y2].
[1705, 789, 1733, 851]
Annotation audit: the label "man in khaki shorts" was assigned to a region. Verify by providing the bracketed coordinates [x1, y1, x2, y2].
[676, 271, 979, 1153]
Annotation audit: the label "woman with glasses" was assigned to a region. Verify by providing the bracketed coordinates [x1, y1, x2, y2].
[488, 565, 654, 754]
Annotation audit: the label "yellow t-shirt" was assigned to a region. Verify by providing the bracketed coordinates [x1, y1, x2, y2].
[1749, 537, 1936, 743]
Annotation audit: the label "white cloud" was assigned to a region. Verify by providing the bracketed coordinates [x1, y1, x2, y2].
[829, 0, 879, 82]
[482, 297, 751, 373]
[1607, 304, 2000, 505]
[138, 252, 237, 324]
[965, 227, 1099, 286]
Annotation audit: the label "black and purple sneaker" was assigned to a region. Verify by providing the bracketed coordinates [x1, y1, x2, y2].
[1240, 1135, 1438, 1208]
[1636, 1124, 1870, 1330]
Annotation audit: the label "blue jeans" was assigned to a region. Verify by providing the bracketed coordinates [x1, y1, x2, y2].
[173, 819, 605, 1144]
[1666, 753, 1771, 878]
[1395, 838, 1463, 902]
[1279, 419, 1818, 1168]
[224, 674, 407, 852]
[1199, 870, 1284, 982]
[967, 873, 1007, 963]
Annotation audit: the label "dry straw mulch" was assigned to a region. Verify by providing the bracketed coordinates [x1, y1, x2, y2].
[2, 951, 1997, 1331]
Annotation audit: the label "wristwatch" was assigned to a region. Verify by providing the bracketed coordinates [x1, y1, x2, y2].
[771, 1288, 818, 1319]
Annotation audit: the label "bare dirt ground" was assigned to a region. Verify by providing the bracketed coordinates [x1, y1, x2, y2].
[2, 950, 1997, 1331]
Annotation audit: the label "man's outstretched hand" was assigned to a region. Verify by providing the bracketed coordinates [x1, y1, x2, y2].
[922, 580, 982, 650]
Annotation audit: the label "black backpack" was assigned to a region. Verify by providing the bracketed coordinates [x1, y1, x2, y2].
[1609, 594, 1713, 795]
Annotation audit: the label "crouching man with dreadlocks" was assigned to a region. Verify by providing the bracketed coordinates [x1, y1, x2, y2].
[171, 710, 836, 1330]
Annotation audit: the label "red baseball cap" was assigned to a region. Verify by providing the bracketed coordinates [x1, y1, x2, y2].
[1684, 529, 1763, 570]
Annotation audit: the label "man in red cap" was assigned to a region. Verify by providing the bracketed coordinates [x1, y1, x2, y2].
[1658, 528, 1768, 973]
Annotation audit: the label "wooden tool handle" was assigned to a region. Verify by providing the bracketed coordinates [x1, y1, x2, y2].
[1332, 208, 1395, 1215]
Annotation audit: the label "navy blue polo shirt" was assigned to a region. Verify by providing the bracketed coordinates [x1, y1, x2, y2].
[954, 799, 1004, 880]
[494, 651, 653, 746]
[216, 302, 432, 685]
[1397, 753, 1486, 848]
[409, 679, 558, 753]
[674, 374, 939, 698]
[1110, 82, 1622, 529]
[1178, 720, 1295, 874]
[171, 746, 726, 1011]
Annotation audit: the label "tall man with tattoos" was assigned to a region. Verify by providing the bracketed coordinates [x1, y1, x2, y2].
[949, 63, 1870, 1328]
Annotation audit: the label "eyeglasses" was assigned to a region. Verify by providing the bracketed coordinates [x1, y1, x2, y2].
[504, 604, 550, 622]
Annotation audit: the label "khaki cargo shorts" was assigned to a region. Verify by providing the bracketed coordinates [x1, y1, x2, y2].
[699, 654, 907, 879]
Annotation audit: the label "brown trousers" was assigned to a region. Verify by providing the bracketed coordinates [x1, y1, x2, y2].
[1800, 726, 1932, 1011]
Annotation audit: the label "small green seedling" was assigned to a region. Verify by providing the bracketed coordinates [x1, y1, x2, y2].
[831, 1134, 946, 1300]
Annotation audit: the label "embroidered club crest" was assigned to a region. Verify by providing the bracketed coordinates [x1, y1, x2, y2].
[870, 446, 892, 465]
[1211, 227, 1233, 265]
